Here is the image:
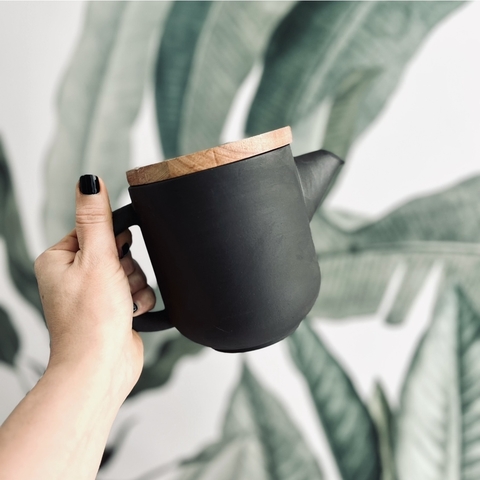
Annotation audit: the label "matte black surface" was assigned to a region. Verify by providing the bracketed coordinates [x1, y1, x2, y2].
[294, 150, 344, 220]
[121, 243, 130, 258]
[112, 145, 342, 352]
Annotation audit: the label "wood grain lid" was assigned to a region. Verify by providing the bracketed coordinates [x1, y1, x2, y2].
[126, 126, 292, 186]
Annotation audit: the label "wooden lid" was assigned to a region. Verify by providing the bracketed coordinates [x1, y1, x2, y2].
[126, 126, 292, 186]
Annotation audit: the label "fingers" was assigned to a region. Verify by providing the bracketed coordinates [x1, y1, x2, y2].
[133, 285, 156, 316]
[120, 257, 156, 315]
[48, 229, 79, 254]
[75, 171, 154, 318]
[124, 255, 148, 295]
[120, 254, 136, 277]
[75, 175, 116, 261]
[115, 229, 132, 259]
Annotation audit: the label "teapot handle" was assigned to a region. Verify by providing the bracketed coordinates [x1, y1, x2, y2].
[112, 204, 173, 332]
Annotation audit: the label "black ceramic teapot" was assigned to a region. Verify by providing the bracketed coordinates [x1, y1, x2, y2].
[112, 127, 343, 352]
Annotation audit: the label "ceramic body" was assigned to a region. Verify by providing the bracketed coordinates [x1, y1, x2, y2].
[114, 145, 322, 352]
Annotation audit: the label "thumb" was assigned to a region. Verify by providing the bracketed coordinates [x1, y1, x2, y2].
[76, 175, 116, 260]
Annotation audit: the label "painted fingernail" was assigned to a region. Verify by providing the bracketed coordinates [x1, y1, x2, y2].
[120, 243, 130, 259]
[79, 175, 100, 195]
[133, 303, 138, 314]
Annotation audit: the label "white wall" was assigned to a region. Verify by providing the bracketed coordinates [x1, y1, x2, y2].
[1, 2, 479, 479]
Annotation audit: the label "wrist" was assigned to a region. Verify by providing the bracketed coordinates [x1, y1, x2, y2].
[46, 329, 144, 399]
[45, 353, 133, 407]
[0, 350, 129, 480]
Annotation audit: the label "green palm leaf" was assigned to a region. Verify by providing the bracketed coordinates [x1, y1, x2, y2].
[0, 138, 42, 315]
[322, 68, 380, 160]
[289, 322, 381, 480]
[247, 1, 462, 159]
[312, 176, 480, 324]
[176, 436, 268, 480]
[44, 1, 172, 243]
[154, 1, 212, 159]
[0, 305, 20, 367]
[155, 1, 295, 158]
[369, 383, 397, 480]
[395, 285, 480, 479]
[175, 364, 323, 480]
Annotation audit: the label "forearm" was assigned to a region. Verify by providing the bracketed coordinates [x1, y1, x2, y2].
[0, 177, 146, 479]
[0, 358, 125, 480]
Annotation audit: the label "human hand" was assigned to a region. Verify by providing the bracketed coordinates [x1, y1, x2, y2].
[34, 175, 155, 398]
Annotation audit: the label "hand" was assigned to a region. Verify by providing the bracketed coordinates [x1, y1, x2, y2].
[0, 176, 155, 480]
[34, 175, 155, 398]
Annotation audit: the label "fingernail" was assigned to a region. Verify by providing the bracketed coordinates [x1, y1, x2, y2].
[79, 175, 100, 195]
[133, 303, 138, 314]
[120, 243, 130, 259]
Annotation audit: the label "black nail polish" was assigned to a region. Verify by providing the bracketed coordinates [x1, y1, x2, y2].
[120, 243, 130, 259]
[133, 303, 138, 314]
[79, 175, 100, 195]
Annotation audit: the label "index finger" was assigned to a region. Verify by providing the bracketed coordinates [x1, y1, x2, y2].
[48, 229, 79, 254]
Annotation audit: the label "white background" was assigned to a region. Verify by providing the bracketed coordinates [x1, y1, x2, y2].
[0, 2, 479, 479]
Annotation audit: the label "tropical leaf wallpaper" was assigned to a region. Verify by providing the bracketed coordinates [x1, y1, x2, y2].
[1, 1, 479, 479]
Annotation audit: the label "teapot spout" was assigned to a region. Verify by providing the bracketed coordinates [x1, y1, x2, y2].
[294, 150, 344, 221]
